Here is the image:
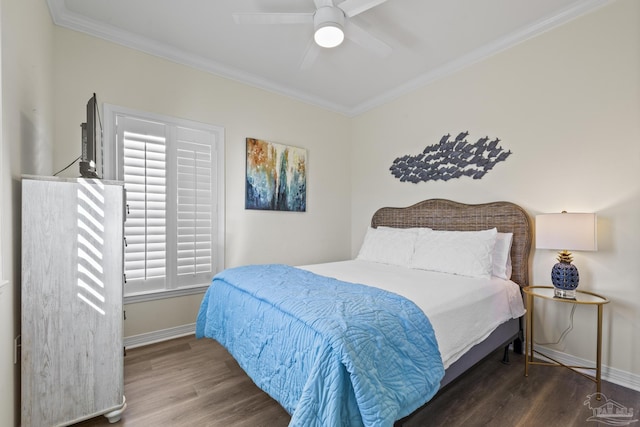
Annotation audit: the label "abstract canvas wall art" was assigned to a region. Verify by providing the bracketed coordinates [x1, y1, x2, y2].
[245, 138, 307, 212]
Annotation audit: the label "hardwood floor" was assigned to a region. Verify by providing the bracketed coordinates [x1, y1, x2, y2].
[73, 335, 640, 427]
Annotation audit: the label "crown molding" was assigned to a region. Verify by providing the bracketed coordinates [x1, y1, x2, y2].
[46, 0, 351, 115]
[47, 0, 612, 118]
[351, 0, 613, 116]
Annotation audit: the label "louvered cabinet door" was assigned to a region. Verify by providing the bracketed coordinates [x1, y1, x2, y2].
[21, 176, 125, 427]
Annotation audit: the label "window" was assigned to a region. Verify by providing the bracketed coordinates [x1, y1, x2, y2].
[103, 105, 224, 302]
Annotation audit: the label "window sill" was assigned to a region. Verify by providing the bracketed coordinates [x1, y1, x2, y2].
[124, 285, 209, 304]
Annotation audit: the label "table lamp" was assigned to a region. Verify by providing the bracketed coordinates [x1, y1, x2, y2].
[535, 212, 597, 299]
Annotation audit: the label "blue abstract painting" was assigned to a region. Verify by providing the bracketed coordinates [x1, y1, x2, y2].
[245, 138, 307, 212]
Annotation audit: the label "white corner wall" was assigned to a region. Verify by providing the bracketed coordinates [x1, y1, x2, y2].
[351, 0, 640, 383]
[1, 0, 56, 424]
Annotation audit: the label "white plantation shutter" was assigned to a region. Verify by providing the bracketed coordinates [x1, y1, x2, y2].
[176, 127, 216, 286]
[120, 118, 167, 293]
[108, 106, 224, 299]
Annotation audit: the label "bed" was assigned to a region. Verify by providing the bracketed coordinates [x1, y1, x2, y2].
[196, 199, 532, 427]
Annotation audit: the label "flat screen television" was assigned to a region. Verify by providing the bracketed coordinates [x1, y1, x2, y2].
[79, 93, 102, 178]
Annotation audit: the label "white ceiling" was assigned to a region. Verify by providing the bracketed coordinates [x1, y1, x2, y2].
[47, 0, 609, 116]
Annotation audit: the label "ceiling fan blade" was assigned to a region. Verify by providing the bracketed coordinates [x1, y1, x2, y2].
[299, 41, 321, 70]
[345, 21, 392, 57]
[337, 0, 388, 18]
[232, 12, 313, 25]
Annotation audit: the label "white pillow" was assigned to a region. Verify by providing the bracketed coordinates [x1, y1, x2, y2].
[410, 228, 498, 278]
[492, 232, 513, 280]
[356, 227, 418, 267]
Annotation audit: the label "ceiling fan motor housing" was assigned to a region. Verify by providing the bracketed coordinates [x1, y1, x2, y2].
[314, 6, 345, 48]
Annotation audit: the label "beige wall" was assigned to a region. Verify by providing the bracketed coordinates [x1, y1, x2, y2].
[50, 29, 353, 338]
[1, 0, 56, 424]
[351, 0, 640, 381]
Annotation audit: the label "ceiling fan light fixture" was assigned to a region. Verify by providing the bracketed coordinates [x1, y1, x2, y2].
[314, 24, 344, 48]
[313, 6, 345, 48]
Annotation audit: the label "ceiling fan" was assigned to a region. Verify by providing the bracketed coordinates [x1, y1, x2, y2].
[233, 0, 392, 69]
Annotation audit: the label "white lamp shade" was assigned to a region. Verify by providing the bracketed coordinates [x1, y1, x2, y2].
[535, 213, 597, 251]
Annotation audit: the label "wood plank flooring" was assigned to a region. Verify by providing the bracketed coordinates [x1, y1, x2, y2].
[73, 335, 640, 427]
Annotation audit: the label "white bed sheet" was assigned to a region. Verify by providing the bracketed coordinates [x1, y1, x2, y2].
[299, 260, 526, 369]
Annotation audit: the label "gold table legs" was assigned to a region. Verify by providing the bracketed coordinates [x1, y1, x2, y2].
[524, 294, 604, 397]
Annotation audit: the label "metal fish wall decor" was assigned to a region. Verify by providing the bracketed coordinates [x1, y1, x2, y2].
[390, 131, 511, 183]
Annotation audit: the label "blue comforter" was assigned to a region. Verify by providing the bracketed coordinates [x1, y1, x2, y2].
[196, 264, 444, 427]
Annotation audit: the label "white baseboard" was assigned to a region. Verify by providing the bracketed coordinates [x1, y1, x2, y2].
[534, 344, 640, 392]
[124, 323, 196, 349]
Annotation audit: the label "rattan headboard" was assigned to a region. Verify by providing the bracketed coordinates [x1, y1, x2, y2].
[371, 199, 532, 287]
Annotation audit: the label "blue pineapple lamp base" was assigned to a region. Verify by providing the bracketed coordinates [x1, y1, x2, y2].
[551, 261, 579, 299]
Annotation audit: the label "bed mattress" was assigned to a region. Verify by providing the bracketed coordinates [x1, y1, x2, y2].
[300, 260, 526, 369]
